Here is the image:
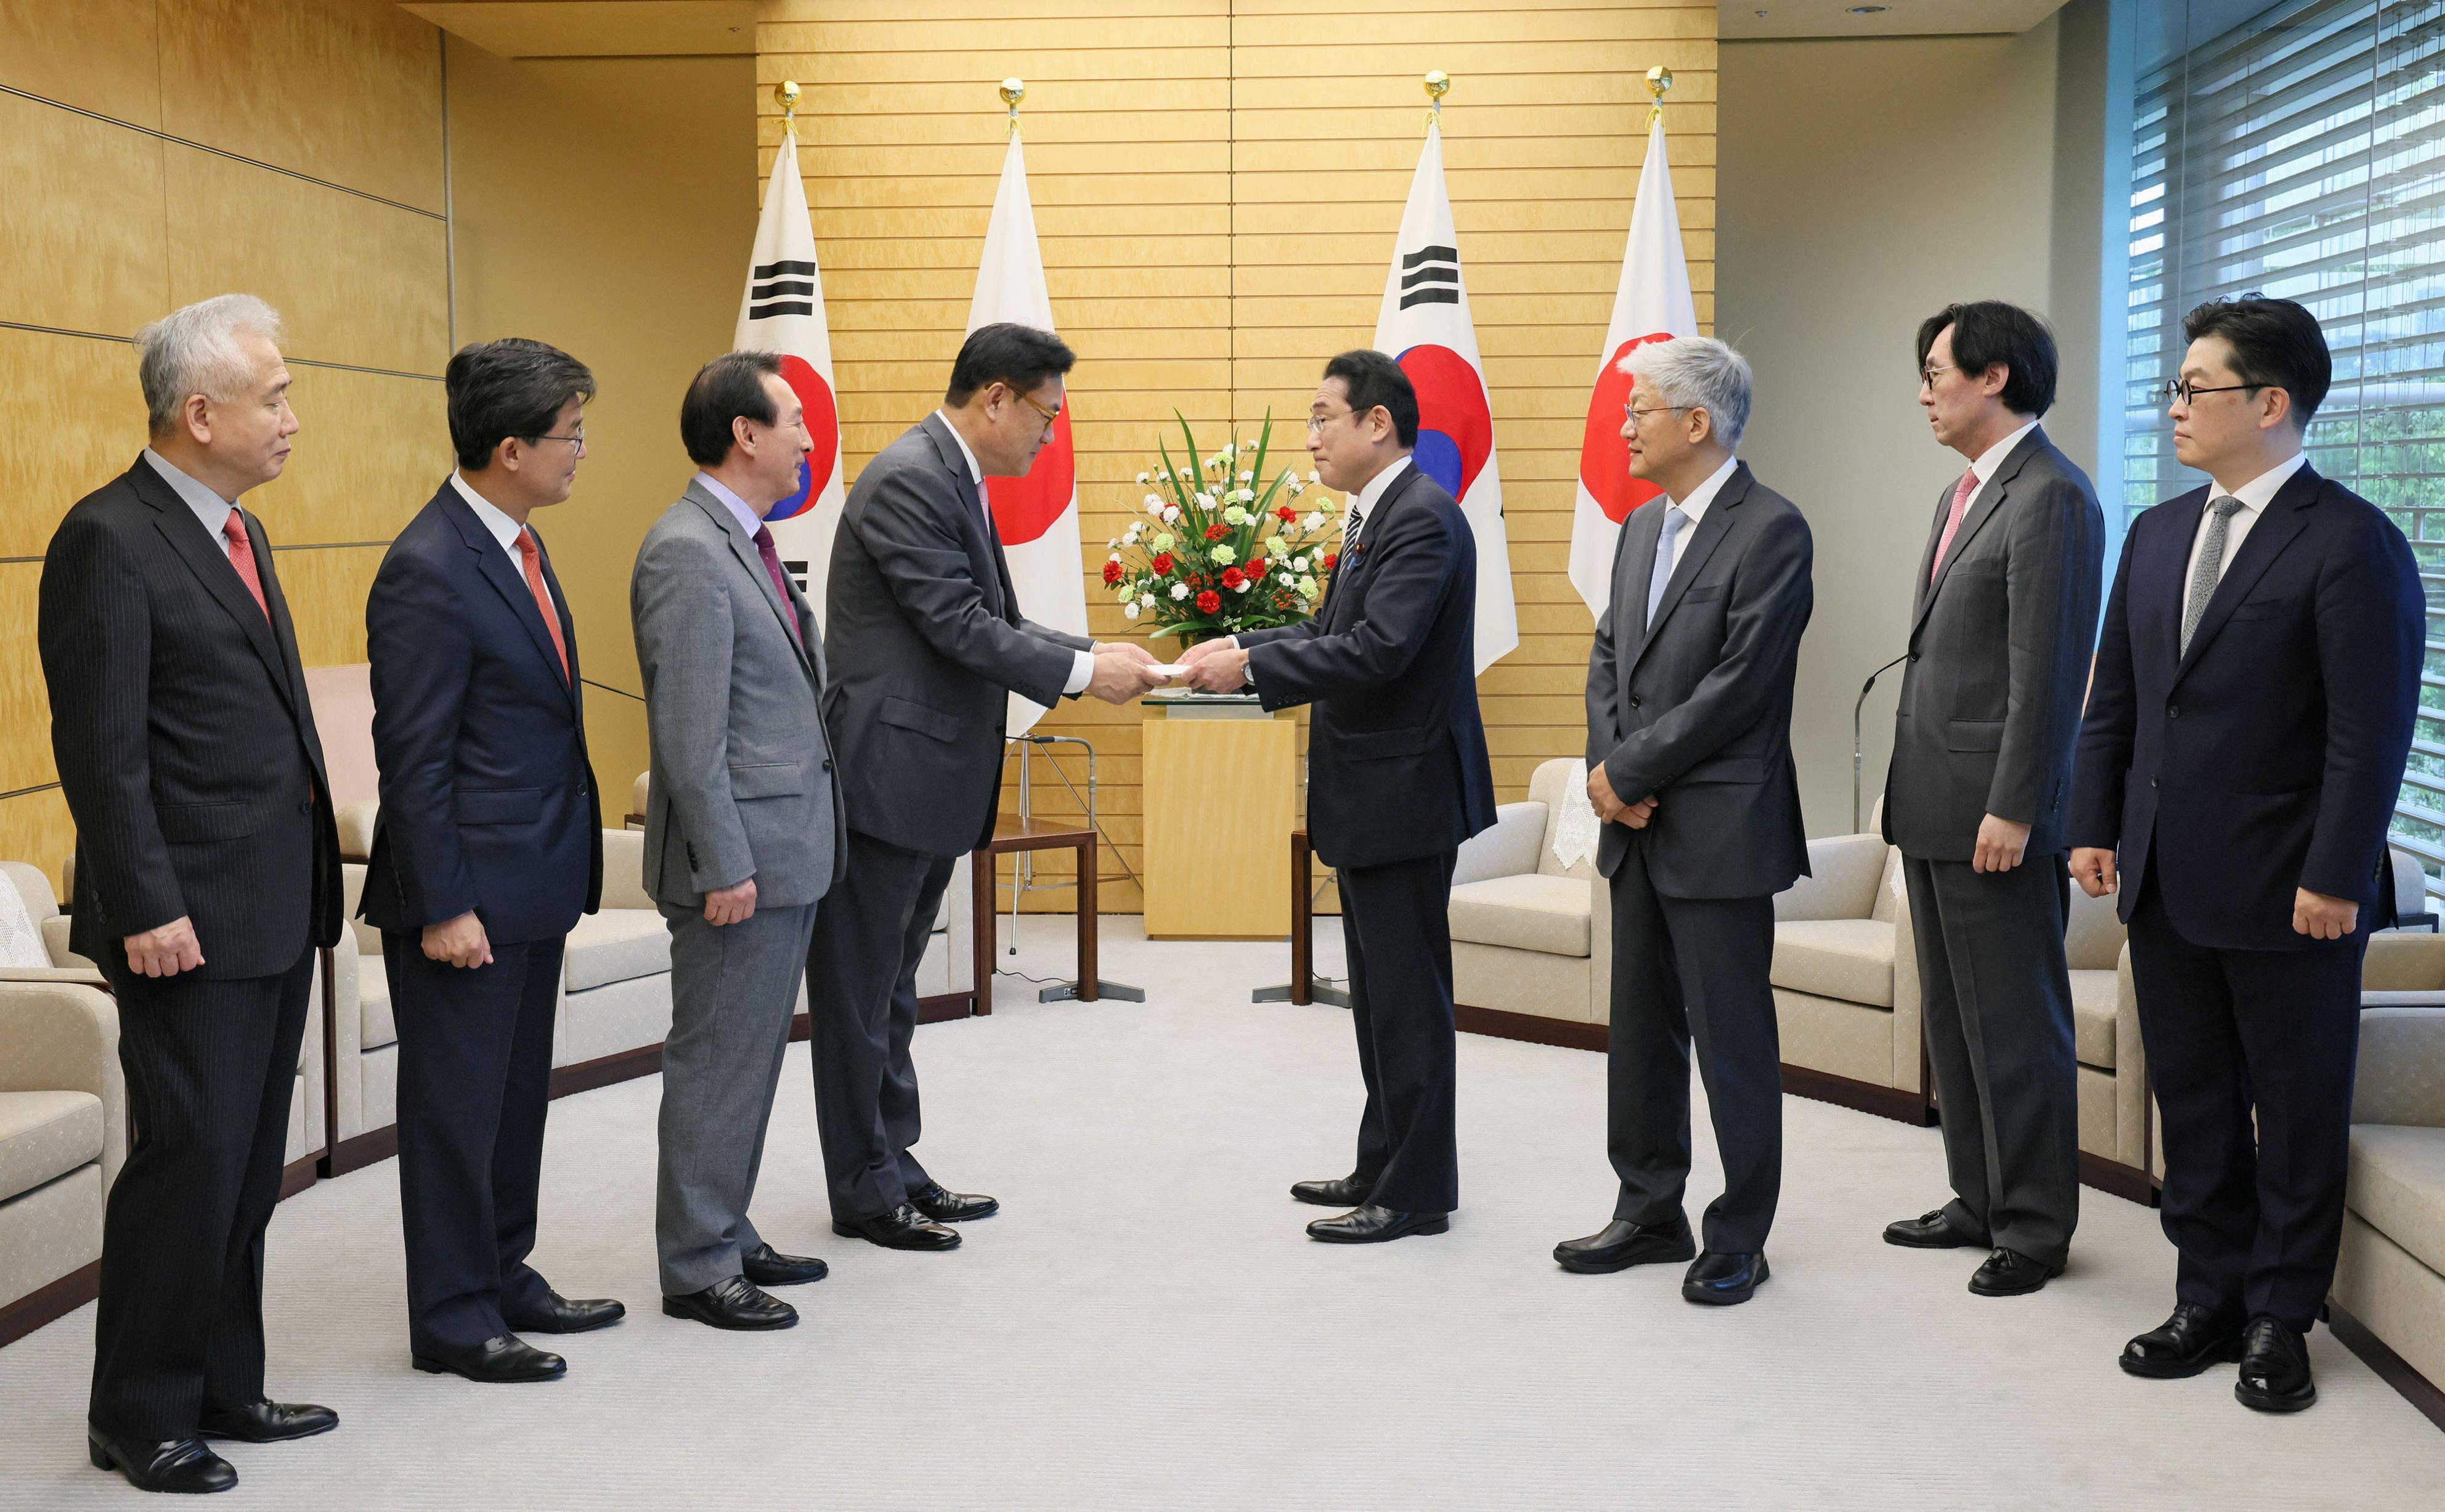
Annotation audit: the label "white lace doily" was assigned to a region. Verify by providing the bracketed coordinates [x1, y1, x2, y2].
[1551, 758, 1601, 871]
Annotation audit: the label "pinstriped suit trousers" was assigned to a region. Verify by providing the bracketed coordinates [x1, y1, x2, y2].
[88, 947, 315, 1439]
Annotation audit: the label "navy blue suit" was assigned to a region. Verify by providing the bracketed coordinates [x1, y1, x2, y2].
[1243, 460, 1494, 1213]
[2072, 461, 2420, 1330]
[364, 482, 603, 1353]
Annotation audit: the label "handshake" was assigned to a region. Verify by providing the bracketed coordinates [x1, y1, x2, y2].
[1083, 638, 1255, 702]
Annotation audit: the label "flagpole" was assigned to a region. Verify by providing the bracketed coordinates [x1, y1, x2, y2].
[775, 78, 799, 137]
[1423, 68, 1449, 135]
[1001, 76, 1023, 137]
[1646, 64, 1672, 128]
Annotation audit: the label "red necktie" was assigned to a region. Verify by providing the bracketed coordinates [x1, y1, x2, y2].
[1929, 469, 1980, 585]
[221, 510, 269, 619]
[516, 527, 569, 683]
[752, 525, 805, 650]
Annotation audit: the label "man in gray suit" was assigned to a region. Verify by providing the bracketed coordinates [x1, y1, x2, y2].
[1881, 301, 2104, 1296]
[1556, 336, 1812, 1307]
[813, 323, 1160, 1250]
[632, 351, 847, 1330]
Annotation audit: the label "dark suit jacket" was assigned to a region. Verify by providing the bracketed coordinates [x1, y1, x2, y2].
[2071, 463, 2421, 950]
[360, 484, 603, 944]
[825, 413, 1092, 857]
[38, 457, 342, 977]
[1884, 426, 2104, 860]
[1240, 461, 1495, 871]
[1587, 462, 1813, 898]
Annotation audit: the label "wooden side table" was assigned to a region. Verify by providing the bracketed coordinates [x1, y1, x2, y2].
[972, 819, 1144, 1014]
[1252, 829, 1351, 1007]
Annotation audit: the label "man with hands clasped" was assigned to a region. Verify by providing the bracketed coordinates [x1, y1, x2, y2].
[1179, 349, 1495, 1244]
[2071, 297, 2420, 1412]
[1555, 336, 1810, 1306]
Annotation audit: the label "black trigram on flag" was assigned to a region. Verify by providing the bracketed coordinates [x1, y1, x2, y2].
[747, 260, 818, 320]
[1398, 245, 1462, 309]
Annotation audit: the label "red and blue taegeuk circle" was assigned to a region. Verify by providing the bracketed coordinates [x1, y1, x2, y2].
[1396, 343, 1493, 503]
[766, 354, 841, 522]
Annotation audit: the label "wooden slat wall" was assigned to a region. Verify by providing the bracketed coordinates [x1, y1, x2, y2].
[762, 0, 1714, 910]
[0, 0, 450, 884]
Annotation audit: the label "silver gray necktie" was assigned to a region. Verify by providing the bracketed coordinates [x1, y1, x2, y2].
[2181, 496, 2245, 655]
[1645, 506, 1690, 633]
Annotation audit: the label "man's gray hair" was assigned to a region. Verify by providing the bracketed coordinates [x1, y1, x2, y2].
[136, 294, 285, 434]
[1621, 335, 1752, 450]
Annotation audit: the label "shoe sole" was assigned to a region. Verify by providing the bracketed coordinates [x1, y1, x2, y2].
[919, 1206, 999, 1223]
[2118, 1341, 2247, 1380]
[744, 1269, 831, 1288]
[195, 1417, 340, 1444]
[502, 1312, 627, 1335]
[1967, 1267, 2067, 1298]
[1883, 1230, 1990, 1250]
[2236, 1380, 2317, 1413]
[87, 1439, 237, 1494]
[1308, 1215, 1450, 1244]
[410, 1357, 566, 1381]
[657, 1299, 797, 1331]
[831, 1224, 961, 1251]
[1555, 1240, 1697, 1274]
[1291, 1190, 1372, 1208]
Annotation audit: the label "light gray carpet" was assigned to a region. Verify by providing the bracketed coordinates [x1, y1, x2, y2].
[6, 916, 2441, 1508]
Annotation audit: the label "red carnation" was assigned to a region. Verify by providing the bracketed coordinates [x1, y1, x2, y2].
[1221, 567, 1247, 590]
[1277, 505, 1296, 522]
[1151, 552, 1174, 575]
[1195, 590, 1221, 614]
[1203, 522, 1227, 540]
[1322, 552, 1340, 571]
[1245, 555, 1269, 579]
[1102, 560, 1123, 586]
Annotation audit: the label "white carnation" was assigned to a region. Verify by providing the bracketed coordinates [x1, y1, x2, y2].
[1304, 512, 1325, 532]
[1238, 470, 1253, 483]
[1123, 602, 1139, 619]
[1136, 471, 1150, 485]
[1307, 469, 1320, 484]
[1139, 592, 1156, 608]
[1292, 555, 1309, 572]
[1170, 582, 1190, 601]
[1162, 505, 1181, 523]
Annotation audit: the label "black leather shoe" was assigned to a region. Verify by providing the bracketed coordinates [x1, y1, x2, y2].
[88, 1428, 238, 1494]
[1682, 1250, 1769, 1305]
[1883, 1206, 1990, 1250]
[503, 1290, 626, 1335]
[1291, 1174, 1376, 1208]
[1554, 1215, 1696, 1274]
[2120, 1303, 2247, 1379]
[661, 1275, 797, 1331]
[742, 1243, 829, 1286]
[1968, 1247, 2066, 1296]
[2235, 1315, 2317, 1413]
[834, 1203, 961, 1251]
[1306, 1204, 1449, 1243]
[908, 1182, 999, 1223]
[412, 1335, 567, 1383]
[196, 1400, 338, 1443]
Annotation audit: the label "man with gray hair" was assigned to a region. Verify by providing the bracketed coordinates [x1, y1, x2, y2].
[1555, 335, 1812, 1307]
[41, 295, 342, 1492]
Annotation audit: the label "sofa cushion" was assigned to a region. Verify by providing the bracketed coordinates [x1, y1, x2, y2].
[0, 1089, 104, 1201]
[1771, 919, 1894, 1007]
[2348, 1124, 2445, 1278]
[360, 961, 396, 1052]
[2069, 969, 2117, 1070]
[564, 909, 672, 993]
[1447, 874, 1590, 957]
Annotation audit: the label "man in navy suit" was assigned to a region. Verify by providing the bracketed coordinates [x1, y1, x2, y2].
[363, 338, 623, 1384]
[2072, 297, 2421, 1413]
[1181, 349, 1497, 1243]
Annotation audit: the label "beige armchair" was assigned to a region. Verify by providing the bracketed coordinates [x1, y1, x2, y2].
[1446, 759, 1609, 1045]
[1770, 813, 1926, 1122]
[2333, 932, 2445, 1402]
[0, 861, 124, 1346]
[2062, 884, 2150, 1200]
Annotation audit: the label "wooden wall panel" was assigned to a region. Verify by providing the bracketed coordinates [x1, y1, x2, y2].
[271, 545, 388, 666]
[0, 565, 54, 794]
[0, 90, 169, 339]
[0, 330, 147, 559]
[762, 0, 1712, 911]
[249, 368, 452, 546]
[0, 0, 161, 127]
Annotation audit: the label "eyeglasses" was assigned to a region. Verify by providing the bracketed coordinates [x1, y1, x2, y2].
[1016, 391, 1062, 430]
[1622, 404, 1693, 429]
[1918, 363, 1959, 390]
[2157, 379, 2263, 405]
[1306, 407, 1354, 434]
[531, 428, 587, 454]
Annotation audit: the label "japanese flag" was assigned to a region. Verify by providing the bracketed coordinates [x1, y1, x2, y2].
[1568, 112, 1699, 618]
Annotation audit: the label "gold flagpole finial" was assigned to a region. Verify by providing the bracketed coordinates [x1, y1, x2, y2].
[1423, 69, 1450, 135]
[775, 79, 800, 137]
[1645, 65, 1672, 129]
[1001, 77, 1025, 137]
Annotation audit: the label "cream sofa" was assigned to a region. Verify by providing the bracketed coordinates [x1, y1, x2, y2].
[1446, 760, 1609, 1041]
[0, 863, 124, 1345]
[2332, 933, 2445, 1399]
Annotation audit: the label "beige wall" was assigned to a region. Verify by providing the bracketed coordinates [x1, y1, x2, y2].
[1719, 10, 2107, 837]
[443, 41, 759, 816]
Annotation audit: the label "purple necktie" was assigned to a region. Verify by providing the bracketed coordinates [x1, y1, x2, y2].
[751, 524, 803, 649]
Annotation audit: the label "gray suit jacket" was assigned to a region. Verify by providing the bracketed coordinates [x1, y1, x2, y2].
[631, 479, 845, 909]
[1882, 425, 2104, 861]
[824, 413, 1091, 857]
[1587, 462, 1813, 898]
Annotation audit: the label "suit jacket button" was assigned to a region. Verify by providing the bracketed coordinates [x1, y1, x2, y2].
[1628, 696, 1643, 709]
[1908, 652, 1920, 662]
[2150, 777, 2160, 788]
[2167, 705, 2179, 718]
[298, 799, 312, 813]
[823, 758, 834, 772]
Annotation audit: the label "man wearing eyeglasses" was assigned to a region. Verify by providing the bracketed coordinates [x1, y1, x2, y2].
[364, 338, 625, 1381]
[2072, 297, 2420, 1412]
[1879, 302, 2104, 1299]
[812, 323, 1162, 1252]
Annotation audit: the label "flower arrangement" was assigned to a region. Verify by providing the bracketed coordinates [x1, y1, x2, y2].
[1102, 411, 1343, 644]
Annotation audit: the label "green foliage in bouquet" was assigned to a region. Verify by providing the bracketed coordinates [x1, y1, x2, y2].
[1100, 410, 1345, 643]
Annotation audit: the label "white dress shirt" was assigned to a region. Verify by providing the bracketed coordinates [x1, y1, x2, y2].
[448, 473, 555, 615]
[142, 449, 240, 556]
[1667, 452, 1741, 524]
[934, 410, 1092, 696]
[1962, 418, 2040, 510]
[2186, 451, 2306, 592]
[1341, 454, 1414, 548]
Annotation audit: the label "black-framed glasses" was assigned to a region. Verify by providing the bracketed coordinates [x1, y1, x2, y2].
[2157, 379, 2263, 405]
[1918, 362, 1959, 389]
[532, 428, 587, 453]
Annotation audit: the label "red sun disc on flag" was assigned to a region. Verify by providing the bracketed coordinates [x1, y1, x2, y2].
[1396, 344, 1493, 503]
[767, 355, 840, 522]
[987, 403, 1076, 546]
[1581, 333, 1677, 523]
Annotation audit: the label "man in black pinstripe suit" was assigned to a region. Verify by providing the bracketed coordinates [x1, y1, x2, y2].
[39, 295, 343, 1495]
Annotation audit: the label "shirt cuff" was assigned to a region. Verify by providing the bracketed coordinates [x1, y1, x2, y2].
[1064, 648, 1095, 696]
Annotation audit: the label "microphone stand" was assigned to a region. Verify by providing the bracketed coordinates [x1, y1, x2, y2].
[1853, 652, 1911, 834]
